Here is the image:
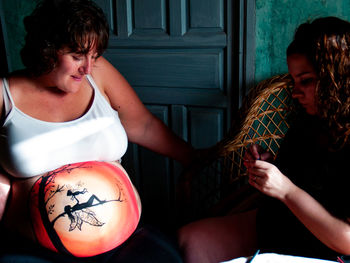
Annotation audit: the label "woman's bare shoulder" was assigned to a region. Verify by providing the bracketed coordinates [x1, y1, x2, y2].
[0, 71, 32, 119]
[90, 56, 135, 104]
[4, 70, 31, 90]
[91, 57, 127, 87]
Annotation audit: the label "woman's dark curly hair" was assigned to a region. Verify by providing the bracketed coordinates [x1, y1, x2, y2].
[21, 0, 109, 76]
[287, 17, 350, 149]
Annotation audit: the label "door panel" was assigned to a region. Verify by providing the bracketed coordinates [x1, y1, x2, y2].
[188, 107, 224, 148]
[134, 0, 167, 30]
[105, 49, 223, 90]
[189, 0, 223, 29]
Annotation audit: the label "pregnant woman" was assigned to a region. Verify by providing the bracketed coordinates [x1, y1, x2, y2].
[0, 0, 194, 262]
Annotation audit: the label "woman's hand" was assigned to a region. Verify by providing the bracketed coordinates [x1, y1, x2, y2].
[243, 144, 292, 200]
[244, 160, 296, 201]
[244, 144, 273, 162]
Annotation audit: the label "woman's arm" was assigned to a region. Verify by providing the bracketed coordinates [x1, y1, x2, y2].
[0, 79, 9, 220]
[91, 57, 195, 166]
[284, 183, 350, 255]
[0, 78, 4, 120]
[246, 160, 350, 255]
[0, 173, 11, 221]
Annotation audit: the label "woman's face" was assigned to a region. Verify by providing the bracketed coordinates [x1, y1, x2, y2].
[47, 48, 98, 93]
[287, 53, 318, 115]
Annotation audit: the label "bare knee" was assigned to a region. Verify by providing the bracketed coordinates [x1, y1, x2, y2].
[178, 219, 219, 263]
[177, 210, 258, 263]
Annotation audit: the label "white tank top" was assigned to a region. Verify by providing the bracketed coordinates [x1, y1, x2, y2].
[0, 75, 128, 178]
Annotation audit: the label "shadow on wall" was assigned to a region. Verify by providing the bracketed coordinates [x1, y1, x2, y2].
[0, 0, 40, 73]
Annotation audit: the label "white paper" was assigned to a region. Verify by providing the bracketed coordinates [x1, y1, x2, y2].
[221, 253, 337, 263]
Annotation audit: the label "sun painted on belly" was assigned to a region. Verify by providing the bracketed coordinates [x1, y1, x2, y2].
[29, 161, 141, 257]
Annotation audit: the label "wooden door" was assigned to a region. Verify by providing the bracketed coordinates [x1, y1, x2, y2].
[93, 0, 246, 229]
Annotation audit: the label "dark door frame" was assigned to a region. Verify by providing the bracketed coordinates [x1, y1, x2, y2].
[234, 0, 255, 108]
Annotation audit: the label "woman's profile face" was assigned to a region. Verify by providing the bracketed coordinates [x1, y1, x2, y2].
[46, 47, 98, 94]
[287, 53, 318, 115]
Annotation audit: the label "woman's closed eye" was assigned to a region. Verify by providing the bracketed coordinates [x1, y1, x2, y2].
[72, 54, 98, 61]
[300, 77, 315, 85]
[72, 55, 83, 61]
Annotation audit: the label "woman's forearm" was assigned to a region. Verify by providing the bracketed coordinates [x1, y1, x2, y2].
[283, 185, 350, 254]
[130, 115, 195, 167]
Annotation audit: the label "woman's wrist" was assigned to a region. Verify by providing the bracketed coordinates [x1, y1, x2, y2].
[280, 181, 301, 205]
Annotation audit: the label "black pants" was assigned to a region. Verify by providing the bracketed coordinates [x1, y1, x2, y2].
[0, 224, 183, 263]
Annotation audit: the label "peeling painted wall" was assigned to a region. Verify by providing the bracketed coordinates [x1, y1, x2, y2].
[255, 0, 350, 83]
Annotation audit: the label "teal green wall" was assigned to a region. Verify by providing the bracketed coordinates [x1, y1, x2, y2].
[1, 0, 39, 71]
[255, 0, 350, 83]
[2, 0, 350, 82]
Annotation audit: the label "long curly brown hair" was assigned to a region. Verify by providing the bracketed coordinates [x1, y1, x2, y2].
[287, 17, 350, 150]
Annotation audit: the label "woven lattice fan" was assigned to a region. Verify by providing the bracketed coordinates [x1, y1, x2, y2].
[177, 74, 296, 223]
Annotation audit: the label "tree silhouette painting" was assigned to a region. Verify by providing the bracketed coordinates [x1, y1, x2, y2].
[30, 163, 124, 255]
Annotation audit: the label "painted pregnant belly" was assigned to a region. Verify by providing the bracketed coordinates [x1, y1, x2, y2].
[29, 161, 141, 257]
